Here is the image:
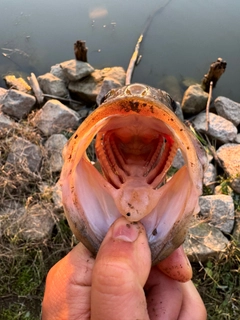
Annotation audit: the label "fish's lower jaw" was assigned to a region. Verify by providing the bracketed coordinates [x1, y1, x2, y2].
[113, 179, 161, 221]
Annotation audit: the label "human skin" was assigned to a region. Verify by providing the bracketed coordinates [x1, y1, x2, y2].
[42, 217, 207, 320]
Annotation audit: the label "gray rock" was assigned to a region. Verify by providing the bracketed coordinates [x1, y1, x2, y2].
[4, 75, 31, 93]
[193, 112, 237, 143]
[172, 149, 184, 169]
[32, 99, 80, 136]
[215, 96, 240, 126]
[38, 73, 68, 97]
[174, 101, 184, 122]
[23, 203, 55, 241]
[199, 195, 235, 234]
[234, 133, 240, 144]
[0, 201, 55, 241]
[50, 63, 69, 84]
[0, 87, 7, 105]
[45, 134, 68, 172]
[217, 143, 240, 193]
[96, 77, 123, 105]
[60, 59, 94, 81]
[7, 137, 42, 172]
[52, 183, 63, 212]
[0, 201, 25, 239]
[77, 108, 90, 119]
[181, 84, 209, 114]
[184, 220, 229, 262]
[68, 67, 126, 102]
[0, 112, 15, 131]
[1, 89, 36, 119]
[203, 163, 217, 191]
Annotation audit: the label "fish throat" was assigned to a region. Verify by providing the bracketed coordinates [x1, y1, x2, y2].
[94, 114, 179, 221]
[96, 125, 177, 189]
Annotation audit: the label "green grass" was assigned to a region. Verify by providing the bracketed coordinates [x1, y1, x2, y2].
[193, 239, 240, 319]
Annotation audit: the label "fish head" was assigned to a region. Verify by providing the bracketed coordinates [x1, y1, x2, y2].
[60, 83, 207, 264]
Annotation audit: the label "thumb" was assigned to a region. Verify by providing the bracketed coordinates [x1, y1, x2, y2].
[91, 217, 151, 320]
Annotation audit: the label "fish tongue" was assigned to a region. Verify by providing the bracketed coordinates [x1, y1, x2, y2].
[113, 178, 161, 222]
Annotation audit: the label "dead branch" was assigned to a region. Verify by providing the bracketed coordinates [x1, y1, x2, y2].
[201, 58, 227, 92]
[28, 73, 44, 104]
[28, 73, 84, 105]
[205, 81, 213, 131]
[74, 40, 88, 62]
[125, 0, 174, 85]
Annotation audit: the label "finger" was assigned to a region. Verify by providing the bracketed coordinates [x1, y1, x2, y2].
[157, 245, 192, 282]
[42, 242, 94, 320]
[145, 267, 183, 320]
[178, 281, 207, 320]
[91, 217, 151, 320]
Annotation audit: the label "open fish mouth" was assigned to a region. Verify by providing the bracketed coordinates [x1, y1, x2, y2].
[60, 83, 207, 264]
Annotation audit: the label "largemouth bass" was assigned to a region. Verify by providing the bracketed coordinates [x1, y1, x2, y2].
[60, 83, 207, 264]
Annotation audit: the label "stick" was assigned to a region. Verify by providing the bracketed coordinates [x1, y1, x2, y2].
[28, 73, 84, 105]
[201, 58, 227, 92]
[125, 0, 174, 85]
[205, 81, 213, 131]
[28, 73, 44, 104]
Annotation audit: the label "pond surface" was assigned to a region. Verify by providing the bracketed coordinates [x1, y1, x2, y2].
[1, 0, 240, 102]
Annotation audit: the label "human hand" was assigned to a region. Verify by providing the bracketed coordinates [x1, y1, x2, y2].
[42, 217, 207, 320]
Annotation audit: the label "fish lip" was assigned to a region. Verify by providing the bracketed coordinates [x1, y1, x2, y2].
[60, 84, 204, 263]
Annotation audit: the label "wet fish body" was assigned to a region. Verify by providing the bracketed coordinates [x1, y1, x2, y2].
[60, 84, 207, 264]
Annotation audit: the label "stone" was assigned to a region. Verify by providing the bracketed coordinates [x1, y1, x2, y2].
[217, 143, 240, 193]
[77, 108, 90, 120]
[31, 99, 80, 136]
[52, 183, 63, 212]
[50, 63, 69, 84]
[193, 112, 237, 143]
[4, 75, 31, 93]
[7, 137, 42, 172]
[234, 134, 240, 144]
[0, 87, 7, 105]
[159, 75, 183, 102]
[0, 201, 25, 239]
[60, 59, 94, 81]
[199, 195, 235, 234]
[183, 220, 229, 262]
[96, 77, 123, 105]
[174, 101, 184, 122]
[1, 89, 36, 119]
[21, 203, 55, 241]
[38, 73, 68, 97]
[68, 67, 126, 102]
[0, 201, 55, 241]
[45, 134, 68, 172]
[0, 112, 15, 131]
[181, 84, 209, 114]
[214, 96, 240, 126]
[172, 149, 185, 169]
[203, 163, 217, 191]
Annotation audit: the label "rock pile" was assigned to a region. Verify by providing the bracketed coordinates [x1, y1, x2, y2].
[0, 59, 239, 262]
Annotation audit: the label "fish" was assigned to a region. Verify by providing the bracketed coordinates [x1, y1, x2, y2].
[60, 83, 207, 264]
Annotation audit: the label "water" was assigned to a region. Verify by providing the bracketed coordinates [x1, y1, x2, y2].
[1, 0, 240, 102]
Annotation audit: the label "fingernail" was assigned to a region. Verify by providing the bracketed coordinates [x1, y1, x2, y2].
[112, 218, 140, 242]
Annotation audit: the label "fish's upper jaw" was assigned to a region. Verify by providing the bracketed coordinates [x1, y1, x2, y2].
[103, 83, 177, 113]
